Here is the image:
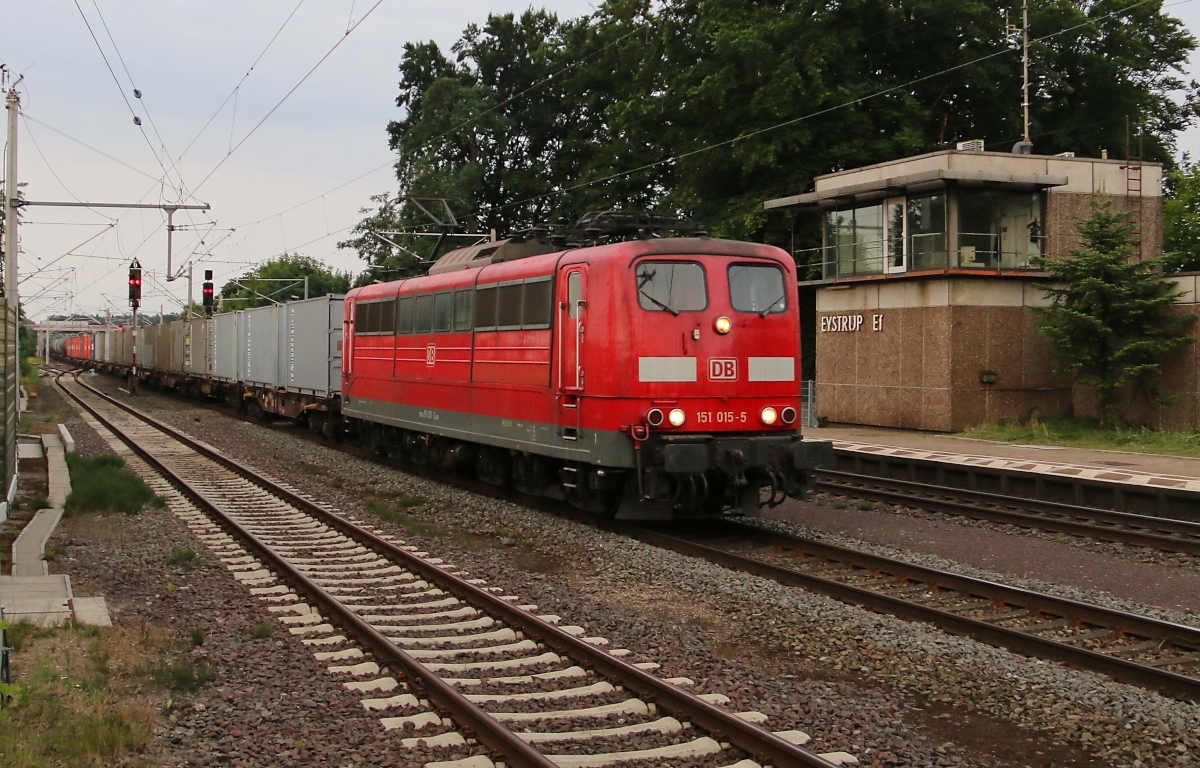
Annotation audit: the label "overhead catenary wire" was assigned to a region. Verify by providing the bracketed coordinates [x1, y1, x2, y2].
[191, 0, 387, 194]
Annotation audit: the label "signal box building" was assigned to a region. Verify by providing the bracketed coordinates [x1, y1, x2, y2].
[765, 148, 1180, 432]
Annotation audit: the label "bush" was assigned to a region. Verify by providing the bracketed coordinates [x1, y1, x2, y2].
[165, 548, 197, 569]
[64, 454, 164, 515]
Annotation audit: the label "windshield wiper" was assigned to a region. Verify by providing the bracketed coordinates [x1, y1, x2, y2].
[759, 294, 785, 317]
[640, 290, 679, 316]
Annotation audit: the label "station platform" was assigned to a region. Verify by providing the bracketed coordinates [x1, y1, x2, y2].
[1, 426, 111, 627]
[807, 424, 1200, 516]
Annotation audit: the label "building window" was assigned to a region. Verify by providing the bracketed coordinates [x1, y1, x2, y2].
[823, 205, 886, 278]
[958, 190, 1044, 269]
[907, 194, 947, 271]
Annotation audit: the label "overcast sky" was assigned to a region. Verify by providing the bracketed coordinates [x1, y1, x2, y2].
[3, 0, 1200, 321]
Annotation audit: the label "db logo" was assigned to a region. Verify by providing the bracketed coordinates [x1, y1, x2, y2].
[708, 358, 737, 380]
[426, 344, 436, 366]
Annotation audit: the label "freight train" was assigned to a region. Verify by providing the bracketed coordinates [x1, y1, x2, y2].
[57, 234, 832, 519]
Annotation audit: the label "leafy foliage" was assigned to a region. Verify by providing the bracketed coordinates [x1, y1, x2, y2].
[344, 0, 1198, 270]
[1163, 160, 1200, 272]
[218, 253, 351, 310]
[1033, 202, 1192, 424]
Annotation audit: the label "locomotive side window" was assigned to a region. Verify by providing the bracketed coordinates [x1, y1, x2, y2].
[475, 285, 498, 330]
[636, 261, 707, 313]
[522, 278, 553, 327]
[497, 283, 523, 328]
[396, 297, 415, 334]
[728, 264, 787, 314]
[415, 294, 435, 333]
[453, 290, 473, 331]
[568, 272, 582, 319]
[378, 299, 397, 334]
[434, 292, 453, 332]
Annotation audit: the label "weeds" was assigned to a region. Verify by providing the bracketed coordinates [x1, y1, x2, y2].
[856, 501, 877, 511]
[149, 658, 215, 692]
[64, 453, 165, 515]
[189, 628, 204, 647]
[41, 547, 61, 563]
[364, 499, 436, 535]
[165, 548, 197, 569]
[250, 622, 275, 640]
[24, 495, 49, 511]
[962, 417, 1200, 458]
[0, 623, 157, 765]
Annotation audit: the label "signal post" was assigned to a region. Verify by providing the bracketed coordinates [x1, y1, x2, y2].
[128, 259, 141, 394]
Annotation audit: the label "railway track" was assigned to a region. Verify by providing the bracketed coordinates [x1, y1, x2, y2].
[54, 370, 855, 768]
[617, 518, 1200, 703]
[814, 470, 1200, 557]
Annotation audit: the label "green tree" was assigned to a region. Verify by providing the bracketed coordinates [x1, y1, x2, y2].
[219, 254, 351, 310]
[356, 0, 1197, 257]
[1163, 160, 1200, 272]
[1034, 202, 1192, 425]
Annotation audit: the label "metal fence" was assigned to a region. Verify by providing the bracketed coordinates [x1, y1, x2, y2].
[801, 379, 819, 428]
[1, 606, 11, 707]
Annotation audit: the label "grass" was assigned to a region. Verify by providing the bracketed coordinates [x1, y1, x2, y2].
[63, 454, 166, 515]
[0, 621, 164, 767]
[856, 501, 877, 511]
[250, 622, 275, 640]
[23, 495, 49, 512]
[165, 548, 197, 570]
[363, 498, 436, 535]
[961, 417, 1200, 458]
[189, 628, 204, 647]
[148, 659, 215, 692]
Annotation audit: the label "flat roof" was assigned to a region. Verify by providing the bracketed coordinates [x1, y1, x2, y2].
[764, 168, 1069, 211]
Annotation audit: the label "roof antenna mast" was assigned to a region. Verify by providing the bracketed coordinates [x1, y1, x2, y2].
[1012, 0, 1034, 154]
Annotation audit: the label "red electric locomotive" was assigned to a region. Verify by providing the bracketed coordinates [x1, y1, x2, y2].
[342, 233, 831, 519]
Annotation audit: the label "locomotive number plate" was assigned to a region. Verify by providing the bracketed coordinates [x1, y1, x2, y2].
[695, 411, 748, 424]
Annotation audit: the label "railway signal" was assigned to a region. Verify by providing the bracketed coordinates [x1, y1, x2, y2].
[202, 269, 214, 315]
[128, 260, 142, 307]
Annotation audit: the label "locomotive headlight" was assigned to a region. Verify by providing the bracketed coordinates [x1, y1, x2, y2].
[668, 408, 686, 427]
[760, 407, 778, 425]
[714, 316, 732, 335]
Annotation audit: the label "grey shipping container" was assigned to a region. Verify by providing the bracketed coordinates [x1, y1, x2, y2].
[185, 318, 210, 376]
[212, 311, 239, 381]
[283, 295, 344, 397]
[243, 304, 281, 388]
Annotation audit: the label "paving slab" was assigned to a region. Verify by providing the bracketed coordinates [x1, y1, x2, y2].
[17, 442, 44, 460]
[71, 597, 113, 627]
[57, 424, 76, 454]
[11, 508, 64, 577]
[0, 575, 74, 627]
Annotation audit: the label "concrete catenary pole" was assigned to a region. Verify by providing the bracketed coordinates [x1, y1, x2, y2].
[5, 84, 19, 322]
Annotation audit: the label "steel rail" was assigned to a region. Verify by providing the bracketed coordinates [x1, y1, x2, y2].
[59, 371, 840, 768]
[56, 372, 564, 768]
[815, 470, 1200, 556]
[616, 518, 1200, 702]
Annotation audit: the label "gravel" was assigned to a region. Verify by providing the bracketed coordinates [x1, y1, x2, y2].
[61, 375, 1200, 767]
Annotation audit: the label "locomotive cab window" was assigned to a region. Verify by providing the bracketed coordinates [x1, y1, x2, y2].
[728, 264, 787, 314]
[636, 261, 707, 313]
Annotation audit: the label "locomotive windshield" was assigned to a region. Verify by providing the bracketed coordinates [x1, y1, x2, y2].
[636, 261, 707, 313]
[728, 264, 787, 314]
